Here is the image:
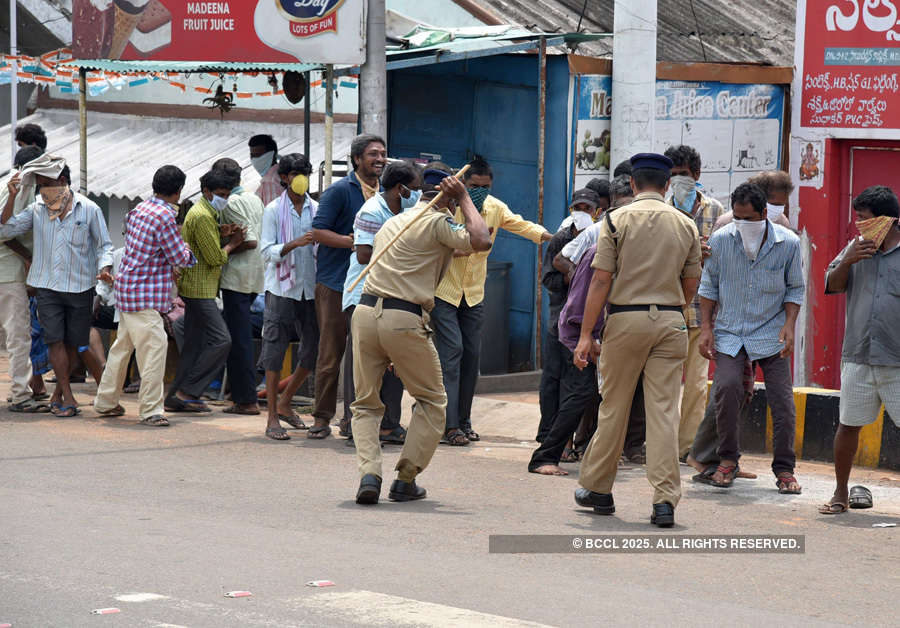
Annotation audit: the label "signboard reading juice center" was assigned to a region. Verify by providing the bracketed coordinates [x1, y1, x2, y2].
[72, 0, 366, 64]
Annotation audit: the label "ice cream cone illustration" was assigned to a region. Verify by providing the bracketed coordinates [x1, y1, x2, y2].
[108, 0, 150, 59]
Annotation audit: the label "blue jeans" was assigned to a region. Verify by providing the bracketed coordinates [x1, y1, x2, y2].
[429, 297, 484, 432]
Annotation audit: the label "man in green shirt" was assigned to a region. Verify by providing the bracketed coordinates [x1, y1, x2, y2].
[212, 158, 265, 415]
[166, 169, 245, 413]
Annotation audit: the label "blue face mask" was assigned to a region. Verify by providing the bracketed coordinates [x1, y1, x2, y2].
[401, 187, 422, 210]
[468, 186, 490, 212]
[670, 175, 699, 214]
[211, 194, 228, 213]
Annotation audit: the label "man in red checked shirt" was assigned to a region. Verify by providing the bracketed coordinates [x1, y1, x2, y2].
[93, 166, 196, 427]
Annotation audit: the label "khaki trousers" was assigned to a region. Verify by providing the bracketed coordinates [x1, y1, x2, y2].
[579, 309, 688, 507]
[678, 326, 708, 457]
[95, 310, 167, 419]
[0, 281, 33, 403]
[350, 301, 446, 479]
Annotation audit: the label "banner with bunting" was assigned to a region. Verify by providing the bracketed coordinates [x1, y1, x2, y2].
[0, 48, 358, 99]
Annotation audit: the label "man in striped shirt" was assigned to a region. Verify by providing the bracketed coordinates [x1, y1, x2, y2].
[698, 182, 805, 494]
[94, 166, 196, 426]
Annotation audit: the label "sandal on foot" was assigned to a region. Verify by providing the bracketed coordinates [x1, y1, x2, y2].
[776, 473, 802, 494]
[338, 417, 352, 437]
[164, 397, 211, 413]
[463, 428, 480, 442]
[560, 447, 580, 463]
[818, 499, 848, 515]
[711, 464, 738, 488]
[139, 414, 169, 427]
[307, 425, 332, 439]
[122, 382, 141, 394]
[379, 425, 407, 444]
[278, 413, 308, 430]
[849, 485, 873, 509]
[32, 392, 50, 401]
[54, 405, 80, 417]
[8, 400, 39, 413]
[692, 465, 717, 484]
[441, 428, 469, 446]
[223, 405, 261, 416]
[95, 404, 126, 417]
[266, 426, 290, 440]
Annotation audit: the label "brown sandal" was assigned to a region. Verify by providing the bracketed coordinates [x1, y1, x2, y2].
[442, 428, 469, 446]
[776, 473, 802, 494]
[710, 464, 738, 488]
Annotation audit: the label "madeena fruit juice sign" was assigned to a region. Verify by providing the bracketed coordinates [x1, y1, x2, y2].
[72, 0, 366, 64]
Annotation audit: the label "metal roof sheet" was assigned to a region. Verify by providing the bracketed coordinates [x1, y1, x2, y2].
[476, 0, 796, 65]
[0, 109, 356, 201]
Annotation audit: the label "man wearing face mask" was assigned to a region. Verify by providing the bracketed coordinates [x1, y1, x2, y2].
[94, 166, 196, 427]
[698, 182, 805, 495]
[166, 170, 244, 413]
[663, 144, 725, 460]
[431, 157, 551, 446]
[340, 160, 423, 446]
[250, 134, 281, 206]
[211, 158, 266, 417]
[257, 153, 320, 440]
[714, 170, 794, 232]
[0, 155, 114, 417]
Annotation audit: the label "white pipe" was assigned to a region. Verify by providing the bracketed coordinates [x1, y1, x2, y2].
[610, 0, 657, 172]
[10, 0, 17, 163]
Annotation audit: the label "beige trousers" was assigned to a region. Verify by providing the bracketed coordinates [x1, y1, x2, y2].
[678, 326, 709, 457]
[95, 310, 167, 419]
[350, 301, 446, 479]
[0, 282, 33, 403]
[579, 309, 688, 507]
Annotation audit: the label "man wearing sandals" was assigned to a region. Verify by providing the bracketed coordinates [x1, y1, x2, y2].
[94, 166, 196, 427]
[257, 154, 320, 441]
[698, 182, 805, 494]
[820, 185, 900, 514]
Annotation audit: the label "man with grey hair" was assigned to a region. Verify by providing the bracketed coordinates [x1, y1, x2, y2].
[309, 134, 387, 439]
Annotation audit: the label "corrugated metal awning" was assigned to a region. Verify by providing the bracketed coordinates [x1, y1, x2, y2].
[63, 60, 323, 74]
[0, 109, 356, 201]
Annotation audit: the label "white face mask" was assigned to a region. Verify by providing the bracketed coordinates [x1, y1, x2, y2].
[251, 151, 275, 176]
[733, 219, 767, 260]
[766, 202, 786, 223]
[211, 194, 228, 213]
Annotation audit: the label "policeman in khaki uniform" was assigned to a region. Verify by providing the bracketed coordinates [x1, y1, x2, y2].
[351, 171, 492, 505]
[572, 153, 702, 528]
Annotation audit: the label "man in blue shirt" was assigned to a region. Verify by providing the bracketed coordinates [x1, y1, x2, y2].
[698, 182, 805, 494]
[309, 134, 386, 438]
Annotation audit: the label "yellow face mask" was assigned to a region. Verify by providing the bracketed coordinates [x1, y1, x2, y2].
[290, 174, 309, 197]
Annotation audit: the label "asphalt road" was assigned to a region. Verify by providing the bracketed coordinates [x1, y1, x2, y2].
[1, 383, 898, 627]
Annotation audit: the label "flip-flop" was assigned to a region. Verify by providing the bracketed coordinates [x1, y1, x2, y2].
[32, 392, 50, 401]
[818, 500, 849, 515]
[8, 400, 38, 413]
[307, 425, 332, 439]
[54, 405, 81, 417]
[139, 415, 170, 427]
[692, 465, 717, 484]
[278, 413, 308, 430]
[266, 426, 290, 441]
[30, 402, 52, 413]
[849, 485, 873, 509]
[95, 404, 126, 417]
[776, 474, 802, 494]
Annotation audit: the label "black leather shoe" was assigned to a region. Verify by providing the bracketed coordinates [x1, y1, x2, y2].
[651, 502, 675, 527]
[355, 474, 382, 505]
[388, 479, 426, 502]
[574, 488, 615, 515]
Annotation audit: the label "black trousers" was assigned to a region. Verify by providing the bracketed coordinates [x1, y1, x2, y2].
[537, 328, 566, 442]
[222, 289, 257, 405]
[342, 305, 403, 432]
[529, 347, 598, 470]
[169, 297, 231, 399]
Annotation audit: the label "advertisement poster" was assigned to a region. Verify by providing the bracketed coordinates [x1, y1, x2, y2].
[799, 0, 900, 130]
[72, 0, 366, 64]
[569, 77, 785, 209]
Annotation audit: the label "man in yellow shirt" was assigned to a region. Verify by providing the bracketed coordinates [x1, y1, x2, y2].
[431, 158, 551, 445]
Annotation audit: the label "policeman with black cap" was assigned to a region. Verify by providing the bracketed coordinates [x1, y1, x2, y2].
[571, 152, 702, 527]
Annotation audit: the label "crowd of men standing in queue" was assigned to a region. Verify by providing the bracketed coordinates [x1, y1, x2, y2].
[1, 122, 897, 519]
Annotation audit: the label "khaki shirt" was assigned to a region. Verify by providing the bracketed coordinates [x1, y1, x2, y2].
[363, 203, 475, 312]
[592, 191, 701, 306]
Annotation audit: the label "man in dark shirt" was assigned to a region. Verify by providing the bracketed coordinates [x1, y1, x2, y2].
[537, 189, 599, 443]
[309, 134, 386, 438]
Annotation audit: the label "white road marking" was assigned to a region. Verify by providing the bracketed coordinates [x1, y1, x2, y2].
[114, 592, 170, 602]
[289, 590, 555, 627]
